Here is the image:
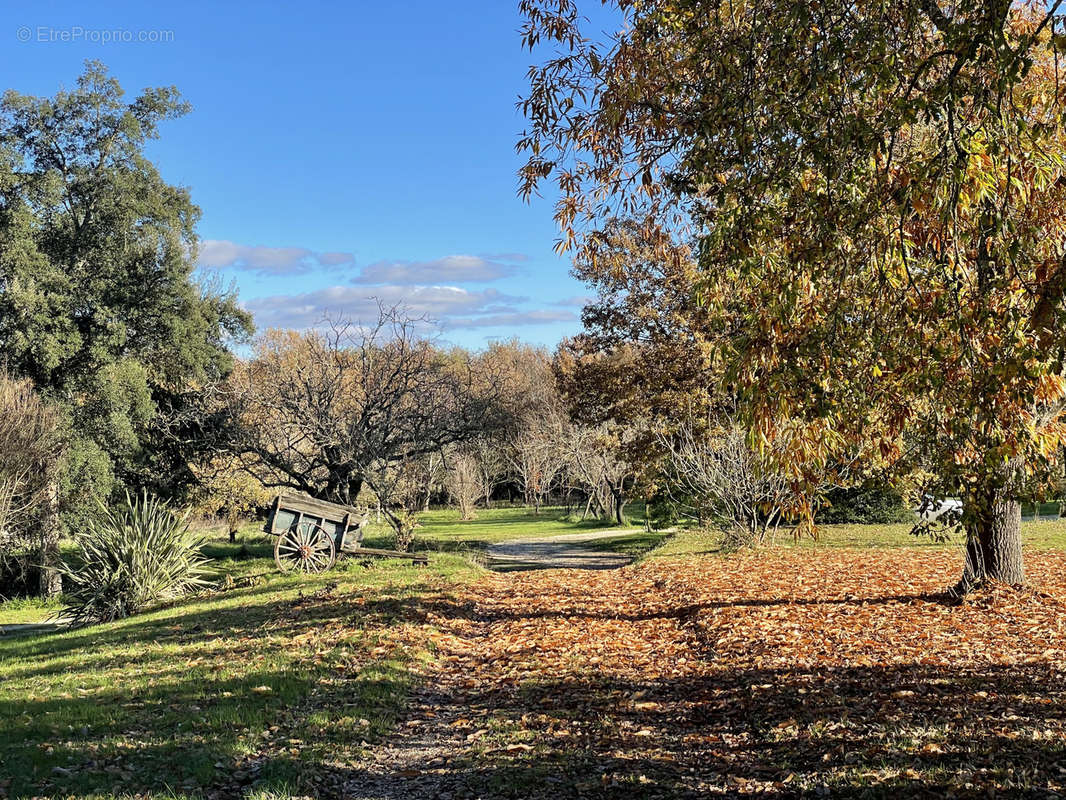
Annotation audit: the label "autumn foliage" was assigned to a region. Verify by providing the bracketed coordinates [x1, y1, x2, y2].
[405, 548, 1066, 796]
[520, 0, 1066, 587]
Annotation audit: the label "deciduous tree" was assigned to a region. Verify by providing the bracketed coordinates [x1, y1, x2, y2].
[227, 307, 506, 545]
[190, 455, 270, 542]
[444, 447, 481, 521]
[561, 422, 636, 525]
[0, 373, 66, 594]
[520, 0, 1066, 590]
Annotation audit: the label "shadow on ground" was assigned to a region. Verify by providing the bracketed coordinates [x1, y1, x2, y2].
[8, 551, 1066, 799]
[332, 660, 1066, 799]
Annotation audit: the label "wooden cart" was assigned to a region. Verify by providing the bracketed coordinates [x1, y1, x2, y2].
[264, 493, 427, 573]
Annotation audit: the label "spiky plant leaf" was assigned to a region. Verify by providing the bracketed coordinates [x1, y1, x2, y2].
[60, 491, 212, 625]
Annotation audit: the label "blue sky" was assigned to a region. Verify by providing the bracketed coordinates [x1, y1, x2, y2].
[2, 1, 620, 348]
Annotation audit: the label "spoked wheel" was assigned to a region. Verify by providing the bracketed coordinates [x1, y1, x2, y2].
[274, 521, 337, 573]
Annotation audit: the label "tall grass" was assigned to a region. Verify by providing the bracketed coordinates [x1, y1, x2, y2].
[61, 491, 212, 625]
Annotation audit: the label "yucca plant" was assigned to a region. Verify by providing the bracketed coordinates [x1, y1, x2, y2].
[61, 491, 212, 625]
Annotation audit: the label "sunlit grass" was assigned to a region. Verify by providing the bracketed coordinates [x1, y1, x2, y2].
[648, 517, 1066, 559]
[0, 505, 647, 797]
[407, 505, 641, 551]
[0, 542, 477, 798]
[0, 594, 65, 624]
[6, 504, 1066, 797]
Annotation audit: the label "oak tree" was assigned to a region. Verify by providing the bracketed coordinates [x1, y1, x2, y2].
[0, 62, 252, 511]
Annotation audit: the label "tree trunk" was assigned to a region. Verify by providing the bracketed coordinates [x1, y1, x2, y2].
[581, 495, 593, 521]
[960, 495, 1024, 591]
[37, 534, 62, 596]
[37, 482, 62, 597]
[422, 454, 437, 512]
[611, 487, 626, 526]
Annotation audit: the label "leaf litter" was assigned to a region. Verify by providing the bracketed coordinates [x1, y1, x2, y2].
[348, 548, 1066, 798]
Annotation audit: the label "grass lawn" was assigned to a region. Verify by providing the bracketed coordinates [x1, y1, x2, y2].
[577, 530, 673, 558]
[4, 507, 1066, 798]
[0, 596, 66, 625]
[406, 505, 642, 551]
[0, 536, 477, 799]
[0, 506, 645, 798]
[648, 517, 1066, 559]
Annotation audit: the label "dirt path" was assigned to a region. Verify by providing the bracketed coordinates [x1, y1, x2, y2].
[338, 549, 1066, 799]
[483, 530, 638, 571]
[0, 619, 69, 638]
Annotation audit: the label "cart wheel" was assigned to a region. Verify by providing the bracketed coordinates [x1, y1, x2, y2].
[274, 522, 337, 573]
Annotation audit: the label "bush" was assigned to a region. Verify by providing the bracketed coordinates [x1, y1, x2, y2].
[815, 486, 913, 524]
[61, 491, 212, 625]
[391, 510, 419, 553]
[0, 373, 66, 596]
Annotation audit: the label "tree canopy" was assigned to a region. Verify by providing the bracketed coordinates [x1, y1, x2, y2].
[520, 0, 1066, 587]
[225, 308, 509, 539]
[0, 61, 252, 505]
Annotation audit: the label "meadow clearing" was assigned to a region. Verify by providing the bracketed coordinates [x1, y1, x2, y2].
[4, 510, 1066, 799]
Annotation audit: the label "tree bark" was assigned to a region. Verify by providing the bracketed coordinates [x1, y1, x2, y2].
[581, 495, 593, 521]
[612, 488, 626, 525]
[37, 534, 62, 596]
[960, 494, 1024, 591]
[37, 482, 62, 597]
[422, 454, 438, 512]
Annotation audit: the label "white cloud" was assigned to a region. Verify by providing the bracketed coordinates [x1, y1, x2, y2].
[243, 285, 528, 330]
[353, 254, 520, 285]
[444, 310, 578, 329]
[478, 252, 529, 263]
[552, 295, 595, 307]
[242, 285, 580, 333]
[198, 240, 354, 275]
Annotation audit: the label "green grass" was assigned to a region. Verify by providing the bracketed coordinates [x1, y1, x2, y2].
[406, 505, 640, 551]
[647, 517, 1066, 559]
[576, 530, 672, 558]
[0, 505, 648, 798]
[0, 534, 478, 799]
[1, 507, 640, 628]
[0, 595, 65, 624]
[8, 504, 1065, 798]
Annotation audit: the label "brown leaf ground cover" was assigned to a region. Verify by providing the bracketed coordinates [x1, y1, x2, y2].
[354, 548, 1066, 799]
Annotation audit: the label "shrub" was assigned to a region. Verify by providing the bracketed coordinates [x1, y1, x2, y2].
[391, 510, 419, 553]
[61, 491, 212, 625]
[655, 418, 788, 546]
[816, 486, 913, 525]
[0, 373, 66, 596]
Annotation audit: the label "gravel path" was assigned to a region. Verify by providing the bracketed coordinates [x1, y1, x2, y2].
[484, 530, 636, 571]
